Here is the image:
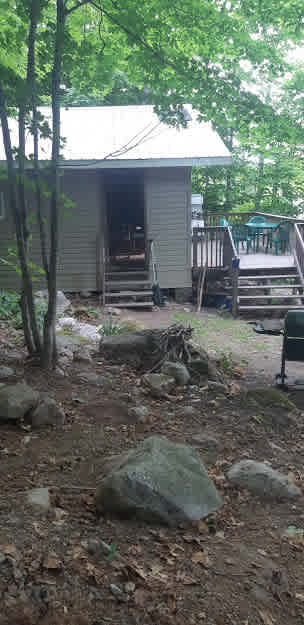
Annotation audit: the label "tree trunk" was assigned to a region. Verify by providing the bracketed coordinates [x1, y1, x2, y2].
[42, 0, 65, 368]
[0, 82, 41, 354]
[254, 153, 265, 211]
[224, 131, 233, 211]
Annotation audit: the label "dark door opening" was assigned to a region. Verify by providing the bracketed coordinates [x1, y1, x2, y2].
[104, 170, 145, 266]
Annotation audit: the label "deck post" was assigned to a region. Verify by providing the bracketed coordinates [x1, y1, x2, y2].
[231, 260, 239, 318]
[193, 228, 198, 269]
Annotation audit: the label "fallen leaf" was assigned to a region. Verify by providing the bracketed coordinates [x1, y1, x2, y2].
[257, 549, 267, 557]
[197, 520, 209, 534]
[296, 593, 304, 602]
[191, 551, 210, 567]
[43, 552, 62, 571]
[176, 571, 198, 585]
[2, 544, 21, 561]
[259, 610, 276, 625]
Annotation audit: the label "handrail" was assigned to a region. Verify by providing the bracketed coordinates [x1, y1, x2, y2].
[147, 238, 159, 285]
[294, 224, 304, 286]
[223, 226, 239, 317]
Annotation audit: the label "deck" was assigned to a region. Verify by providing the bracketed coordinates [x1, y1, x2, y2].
[239, 250, 294, 270]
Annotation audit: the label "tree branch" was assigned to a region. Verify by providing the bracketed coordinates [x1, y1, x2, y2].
[65, 0, 91, 15]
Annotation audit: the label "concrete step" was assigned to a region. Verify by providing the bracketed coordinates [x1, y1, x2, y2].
[238, 273, 298, 281]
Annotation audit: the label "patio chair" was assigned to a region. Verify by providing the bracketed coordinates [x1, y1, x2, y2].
[248, 216, 266, 224]
[219, 217, 229, 226]
[232, 224, 254, 253]
[266, 221, 291, 255]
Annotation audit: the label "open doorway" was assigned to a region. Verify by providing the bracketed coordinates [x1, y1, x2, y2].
[104, 169, 145, 268]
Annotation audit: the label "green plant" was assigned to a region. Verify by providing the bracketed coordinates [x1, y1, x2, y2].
[98, 317, 132, 336]
[0, 290, 47, 332]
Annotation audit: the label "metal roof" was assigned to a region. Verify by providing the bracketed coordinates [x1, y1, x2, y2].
[0, 105, 232, 168]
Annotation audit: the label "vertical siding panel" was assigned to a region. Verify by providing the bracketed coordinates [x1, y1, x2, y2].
[145, 167, 192, 288]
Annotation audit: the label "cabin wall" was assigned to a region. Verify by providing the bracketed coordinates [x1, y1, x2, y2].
[145, 167, 192, 289]
[0, 171, 102, 292]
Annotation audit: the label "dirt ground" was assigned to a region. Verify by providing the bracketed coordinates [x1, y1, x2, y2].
[0, 303, 304, 625]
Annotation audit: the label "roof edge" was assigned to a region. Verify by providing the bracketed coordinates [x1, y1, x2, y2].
[0, 156, 232, 170]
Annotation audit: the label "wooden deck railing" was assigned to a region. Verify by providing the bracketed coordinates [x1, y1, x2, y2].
[192, 225, 239, 316]
[192, 226, 225, 269]
[203, 210, 303, 227]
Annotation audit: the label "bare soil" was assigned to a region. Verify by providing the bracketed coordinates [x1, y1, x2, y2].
[0, 305, 304, 625]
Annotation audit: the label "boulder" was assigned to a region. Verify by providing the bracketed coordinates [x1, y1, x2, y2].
[57, 318, 100, 342]
[243, 388, 297, 430]
[0, 366, 15, 379]
[227, 460, 301, 500]
[30, 394, 65, 428]
[143, 373, 175, 397]
[73, 347, 93, 364]
[100, 332, 156, 366]
[36, 290, 71, 315]
[0, 382, 39, 421]
[95, 435, 223, 524]
[162, 361, 190, 386]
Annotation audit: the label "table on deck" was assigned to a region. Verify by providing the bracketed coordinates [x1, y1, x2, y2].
[246, 221, 277, 252]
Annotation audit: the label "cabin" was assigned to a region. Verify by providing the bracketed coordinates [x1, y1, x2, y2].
[0, 105, 231, 308]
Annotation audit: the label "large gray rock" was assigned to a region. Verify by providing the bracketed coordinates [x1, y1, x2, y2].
[30, 394, 65, 428]
[0, 382, 39, 421]
[143, 373, 175, 397]
[228, 460, 301, 500]
[162, 361, 190, 386]
[95, 436, 223, 524]
[100, 333, 155, 365]
[0, 366, 15, 379]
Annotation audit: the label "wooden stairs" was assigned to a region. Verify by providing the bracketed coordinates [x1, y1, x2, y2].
[104, 267, 154, 309]
[237, 266, 304, 315]
[209, 265, 304, 316]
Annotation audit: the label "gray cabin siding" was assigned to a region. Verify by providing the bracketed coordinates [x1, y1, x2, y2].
[145, 167, 192, 289]
[0, 171, 102, 292]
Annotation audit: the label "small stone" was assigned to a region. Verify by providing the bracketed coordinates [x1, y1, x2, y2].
[128, 406, 149, 422]
[0, 366, 15, 379]
[181, 406, 196, 417]
[143, 373, 175, 397]
[27, 487, 50, 512]
[73, 348, 93, 364]
[30, 394, 65, 428]
[162, 361, 190, 386]
[228, 460, 301, 500]
[124, 581, 136, 593]
[104, 306, 121, 316]
[87, 537, 111, 556]
[110, 583, 124, 601]
[55, 367, 65, 378]
[208, 381, 227, 393]
[76, 372, 110, 387]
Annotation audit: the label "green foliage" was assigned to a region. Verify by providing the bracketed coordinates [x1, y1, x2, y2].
[98, 317, 132, 336]
[0, 290, 47, 331]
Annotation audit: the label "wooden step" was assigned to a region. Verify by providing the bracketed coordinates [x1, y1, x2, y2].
[239, 294, 304, 301]
[105, 301, 154, 309]
[106, 280, 151, 290]
[239, 305, 304, 311]
[238, 284, 303, 290]
[106, 271, 148, 279]
[105, 290, 153, 299]
[238, 274, 298, 281]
